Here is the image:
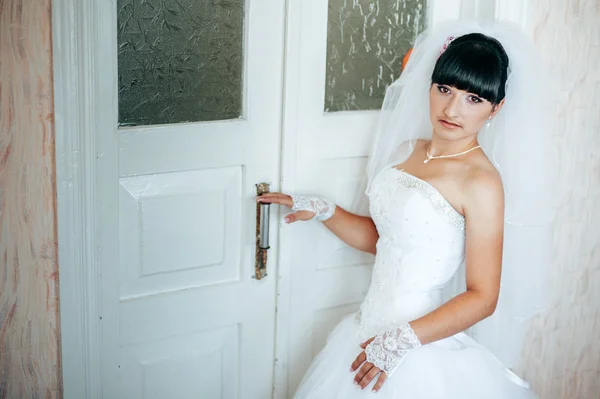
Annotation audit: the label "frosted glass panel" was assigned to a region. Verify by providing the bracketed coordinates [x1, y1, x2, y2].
[325, 0, 428, 112]
[117, 0, 244, 127]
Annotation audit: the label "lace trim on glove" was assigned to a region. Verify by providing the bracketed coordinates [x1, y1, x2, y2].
[365, 323, 421, 376]
[291, 195, 336, 221]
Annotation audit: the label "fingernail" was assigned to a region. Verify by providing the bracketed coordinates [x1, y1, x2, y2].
[284, 217, 290, 223]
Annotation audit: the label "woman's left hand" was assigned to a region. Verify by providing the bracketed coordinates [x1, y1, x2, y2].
[350, 337, 388, 393]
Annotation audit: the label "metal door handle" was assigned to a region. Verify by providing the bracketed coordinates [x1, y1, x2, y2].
[254, 182, 270, 280]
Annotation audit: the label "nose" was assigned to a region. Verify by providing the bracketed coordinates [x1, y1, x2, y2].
[443, 94, 461, 118]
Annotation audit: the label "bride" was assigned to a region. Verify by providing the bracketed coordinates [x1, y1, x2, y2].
[258, 19, 552, 398]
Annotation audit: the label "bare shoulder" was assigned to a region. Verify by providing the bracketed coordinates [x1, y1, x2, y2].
[461, 161, 504, 217]
[409, 139, 430, 157]
[415, 139, 430, 149]
[400, 139, 429, 152]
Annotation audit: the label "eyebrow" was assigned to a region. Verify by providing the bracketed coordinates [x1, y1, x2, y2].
[443, 85, 487, 99]
[436, 84, 490, 101]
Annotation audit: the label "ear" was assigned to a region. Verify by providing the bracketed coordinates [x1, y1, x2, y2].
[490, 98, 506, 118]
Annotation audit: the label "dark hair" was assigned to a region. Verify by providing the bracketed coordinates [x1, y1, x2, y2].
[431, 33, 509, 105]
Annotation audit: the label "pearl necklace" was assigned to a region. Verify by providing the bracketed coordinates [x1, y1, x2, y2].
[424, 145, 481, 164]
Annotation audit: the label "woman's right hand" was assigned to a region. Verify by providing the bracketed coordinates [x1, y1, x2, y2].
[256, 193, 318, 224]
[259, 193, 377, 254]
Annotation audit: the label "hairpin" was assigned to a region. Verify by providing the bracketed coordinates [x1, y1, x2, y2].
[438, 36, 455, 57]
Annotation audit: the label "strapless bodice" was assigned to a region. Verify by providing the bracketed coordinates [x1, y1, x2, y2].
[357, 167, 466, 337]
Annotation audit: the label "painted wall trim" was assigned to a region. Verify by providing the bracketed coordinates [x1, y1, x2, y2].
[52, 0, 109, 397]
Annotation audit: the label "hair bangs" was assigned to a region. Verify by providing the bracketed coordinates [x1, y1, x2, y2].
[431, 36, 508, 105]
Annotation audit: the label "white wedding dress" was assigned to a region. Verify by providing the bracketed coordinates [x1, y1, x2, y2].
[293, 166, 537, 398]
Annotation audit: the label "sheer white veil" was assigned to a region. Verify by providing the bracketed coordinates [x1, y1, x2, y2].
[361, 19, 555, 368]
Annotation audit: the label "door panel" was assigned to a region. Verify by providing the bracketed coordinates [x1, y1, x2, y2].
[118, 167, 242, 298]
[103, 1, 286, 398]
[116, 0, 245, 126]
[277, 0, 461, 396]
[99, 0, 467, 397]
[119, 325, 239, 398]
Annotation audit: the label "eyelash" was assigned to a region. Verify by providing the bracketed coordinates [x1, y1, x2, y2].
[437, 85, 483, 104]
[437, 85, 450, 94]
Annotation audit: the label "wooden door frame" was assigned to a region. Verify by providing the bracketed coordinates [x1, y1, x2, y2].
[52, 0, 529, 398]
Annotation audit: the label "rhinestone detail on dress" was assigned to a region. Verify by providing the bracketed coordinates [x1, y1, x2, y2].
[392, 168, 465, 237]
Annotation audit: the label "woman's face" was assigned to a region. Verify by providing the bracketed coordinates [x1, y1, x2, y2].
[429, 83, 504, 140]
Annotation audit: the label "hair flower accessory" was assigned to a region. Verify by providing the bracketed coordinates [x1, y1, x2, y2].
[438, 36, 455, 57]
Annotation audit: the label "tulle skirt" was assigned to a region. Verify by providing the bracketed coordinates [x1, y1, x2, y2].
[293, 314, 537, 399]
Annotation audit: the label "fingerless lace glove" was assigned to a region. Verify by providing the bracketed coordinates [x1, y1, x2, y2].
[291, 195, 336, 221]
[365, 323, 422, 376]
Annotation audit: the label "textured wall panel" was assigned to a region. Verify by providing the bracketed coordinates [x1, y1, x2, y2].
[516, 1, 600, 398]
[0, 0, 62, 397]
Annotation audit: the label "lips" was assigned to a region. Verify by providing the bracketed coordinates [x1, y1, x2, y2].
[439, 119, 461, 128]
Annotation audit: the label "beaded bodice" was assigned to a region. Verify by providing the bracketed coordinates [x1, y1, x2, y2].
[356, 166, 466, 338]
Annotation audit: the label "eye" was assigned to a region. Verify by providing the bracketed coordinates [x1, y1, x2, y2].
[437, 85, 450, 94]
[468, 95, 483, 104]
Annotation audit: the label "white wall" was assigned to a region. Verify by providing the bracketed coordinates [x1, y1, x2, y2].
[516, 1, 600, 398]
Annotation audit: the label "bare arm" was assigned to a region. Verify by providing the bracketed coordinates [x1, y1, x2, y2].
[322, 206, 379, 254]
[256, 193, 379, 254]
[409, 171, 504, 344]
[351, 170, 505, 391]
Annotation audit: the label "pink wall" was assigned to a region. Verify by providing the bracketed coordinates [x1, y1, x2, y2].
[0, 0, 62, 397]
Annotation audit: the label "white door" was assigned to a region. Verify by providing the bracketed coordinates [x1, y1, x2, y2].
[275, 1, 472, 396]
[98, 1, 286, 398]
[93, 0, 487, 398]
